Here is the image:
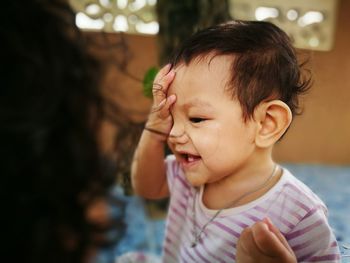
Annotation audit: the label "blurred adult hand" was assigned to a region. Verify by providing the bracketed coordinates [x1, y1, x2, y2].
[236, 218, 297, 263]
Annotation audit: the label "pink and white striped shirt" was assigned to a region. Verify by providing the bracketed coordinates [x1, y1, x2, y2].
[162, 155, 340, 262]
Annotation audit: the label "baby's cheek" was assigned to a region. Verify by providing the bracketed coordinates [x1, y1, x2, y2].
[196, 128, 222, 161]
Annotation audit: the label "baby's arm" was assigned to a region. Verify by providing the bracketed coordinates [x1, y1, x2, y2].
[131, 65, 176, 199]
[236, 218, 297, 263]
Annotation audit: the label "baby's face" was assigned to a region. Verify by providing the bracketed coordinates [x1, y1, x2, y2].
[167, 55, 257, 187]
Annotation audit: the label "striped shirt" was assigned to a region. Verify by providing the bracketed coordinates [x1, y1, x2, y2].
[162, 155, 340, 263]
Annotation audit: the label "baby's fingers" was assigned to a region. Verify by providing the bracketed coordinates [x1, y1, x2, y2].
[152, 94, 176, 119]
[153, 64, 175, 104]
[154, 64, 172, 82]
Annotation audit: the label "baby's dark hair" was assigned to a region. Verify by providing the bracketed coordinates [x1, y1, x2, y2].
[170, 20, 311, 120]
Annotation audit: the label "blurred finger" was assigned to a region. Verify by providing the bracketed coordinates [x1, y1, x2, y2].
[250, 221, 279, 256]
[251, 219, 296, 261]
[237, 226, 261, 260]
[263, 217, 294, 255]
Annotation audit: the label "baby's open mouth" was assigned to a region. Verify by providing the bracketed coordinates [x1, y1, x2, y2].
[180, 153, 201, 163]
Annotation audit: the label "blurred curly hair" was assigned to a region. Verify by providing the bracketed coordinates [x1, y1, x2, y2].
[0, 0, 137, 262]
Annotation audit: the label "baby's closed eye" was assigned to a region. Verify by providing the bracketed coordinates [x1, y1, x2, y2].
[189, 117, 207, 123]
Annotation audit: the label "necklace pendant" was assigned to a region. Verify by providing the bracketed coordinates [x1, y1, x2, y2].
[191, 236, 200, 248]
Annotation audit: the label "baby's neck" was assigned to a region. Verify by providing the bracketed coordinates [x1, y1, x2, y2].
[202, 166, 282, 210]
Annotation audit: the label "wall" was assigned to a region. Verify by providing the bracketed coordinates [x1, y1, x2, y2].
[96, 0, 350, 165]
[273, 0, 350, 164]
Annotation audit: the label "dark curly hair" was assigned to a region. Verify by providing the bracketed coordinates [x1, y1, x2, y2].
[0, 0, 136, 262]
[170, 20, 311, 121]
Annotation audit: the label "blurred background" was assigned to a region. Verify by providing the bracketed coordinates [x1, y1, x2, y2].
[67, 0, 350, 261]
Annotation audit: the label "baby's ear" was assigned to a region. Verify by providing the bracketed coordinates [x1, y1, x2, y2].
[253, 100, 292, 148]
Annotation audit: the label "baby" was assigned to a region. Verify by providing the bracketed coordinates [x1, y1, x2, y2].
[132, 20, 340, 262]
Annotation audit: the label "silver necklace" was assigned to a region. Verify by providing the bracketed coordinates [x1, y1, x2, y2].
[190, 164, 278, 248]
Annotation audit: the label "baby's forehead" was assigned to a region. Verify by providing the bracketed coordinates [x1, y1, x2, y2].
[174, 57, 233, 86]
[169, 58, 236, 105]
[172, 55, 233, 94]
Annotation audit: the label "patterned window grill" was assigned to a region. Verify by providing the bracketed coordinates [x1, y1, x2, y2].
[69, 0, 339, 51]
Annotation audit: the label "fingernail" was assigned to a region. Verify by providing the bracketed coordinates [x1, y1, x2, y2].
[263, 217, 274, 231]
[168, 94, 176, 102]
[264, 217, 272, 224]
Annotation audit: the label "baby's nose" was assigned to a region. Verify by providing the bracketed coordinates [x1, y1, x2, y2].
[168, 122, 188, 144]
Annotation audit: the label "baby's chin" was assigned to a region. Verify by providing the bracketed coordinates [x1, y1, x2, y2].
[184, 173, 205, 188]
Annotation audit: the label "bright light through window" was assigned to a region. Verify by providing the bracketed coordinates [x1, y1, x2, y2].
[298, 11, 324, 27]
[76, 12, 104, 30]
[287, 9, 298, 21]
[113, 15, 129, 32]
[135, 21, 159, 34]
[255, 7, 279, 21]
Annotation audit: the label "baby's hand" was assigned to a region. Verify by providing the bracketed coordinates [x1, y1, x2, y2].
[236, 218, 297, 263]
[145, 64, 176, 141]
